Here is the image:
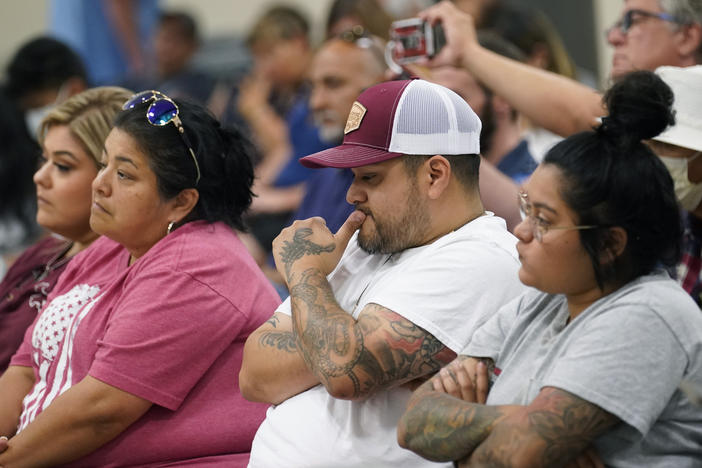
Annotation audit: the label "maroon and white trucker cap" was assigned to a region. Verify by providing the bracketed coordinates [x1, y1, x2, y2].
[300, 78, 482, 168]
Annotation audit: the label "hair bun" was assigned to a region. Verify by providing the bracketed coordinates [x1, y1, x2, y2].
[599, 70, 675, 144]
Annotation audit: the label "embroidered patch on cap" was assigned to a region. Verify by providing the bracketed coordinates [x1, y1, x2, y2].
[344, 101, 367, 134]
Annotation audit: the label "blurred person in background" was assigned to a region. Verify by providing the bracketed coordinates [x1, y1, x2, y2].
[607, 0, 702, 80]
[428, 32, 537, 184]
[379, 0, 437, 20]
[0, 37, 89, 262]
[0, 91, 41, 269]
[325, 0, 393, 39]
[299, 29, 387, 229]
[419, 0, 702, 139]
[452, 0, 499, 27]
[648, 64, 702, 307]
[236, 5, 329, 261]
[50, 0, 160, 86]
[482, 2, 577, 80]
[0, 86, 133, 374]
[261, 28, 388, 294]
[4, 37, 89, 140]
[124, 10, 216, 106]
[479, 1, 581, 161]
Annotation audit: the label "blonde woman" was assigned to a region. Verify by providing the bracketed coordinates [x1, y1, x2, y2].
[0, 86, 132, 372]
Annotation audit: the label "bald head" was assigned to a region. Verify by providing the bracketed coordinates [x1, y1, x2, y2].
[309, 37, 387, 142]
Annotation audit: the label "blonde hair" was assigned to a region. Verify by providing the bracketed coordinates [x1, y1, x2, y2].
[38, 86, 133, 165]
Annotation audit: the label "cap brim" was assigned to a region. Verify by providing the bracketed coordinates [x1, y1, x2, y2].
[300, 143, 403, 168]
[653, 124, 702, 153]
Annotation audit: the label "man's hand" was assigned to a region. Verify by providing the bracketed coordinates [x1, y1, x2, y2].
[273, 211, 366, 284]
[431, 357, 489, 404]
[0, 436, 7, 453]
[418, 0, 480, 70]
[236, 71, 272, 120]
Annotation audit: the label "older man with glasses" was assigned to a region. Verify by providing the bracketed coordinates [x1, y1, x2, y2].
[607, 0, 702, 80]
[417, 0, 702, 138]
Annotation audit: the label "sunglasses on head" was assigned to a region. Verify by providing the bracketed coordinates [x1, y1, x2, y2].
[123, 90, 201, 185]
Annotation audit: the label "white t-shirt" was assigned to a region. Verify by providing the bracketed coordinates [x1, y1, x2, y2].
[464, 272, 702, 467]
[249, 213, 525, 468]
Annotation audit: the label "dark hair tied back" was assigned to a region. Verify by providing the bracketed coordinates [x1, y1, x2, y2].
[544, 70, 682, 290]
[598, 70, 675, 145]
[114, 98, 255, 231]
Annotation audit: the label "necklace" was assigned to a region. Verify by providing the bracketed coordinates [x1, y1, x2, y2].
[33, 241, 73, 282]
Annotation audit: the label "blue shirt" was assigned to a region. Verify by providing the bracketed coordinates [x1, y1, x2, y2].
[50, 0, 159, 85]
[273, 96, 330, 187]
[497, 139, 538, 184]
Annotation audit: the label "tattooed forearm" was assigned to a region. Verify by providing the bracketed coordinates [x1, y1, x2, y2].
[279, 228, 335, 279]
[469, 387, 619, 467]
[289, 268, 452, 399]
[290, 270, 363, 384]
[398, 392, 505, 462]
[259, 330, 298, 352]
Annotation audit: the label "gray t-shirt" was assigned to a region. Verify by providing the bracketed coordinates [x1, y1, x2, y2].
[464, 272, 702, 467]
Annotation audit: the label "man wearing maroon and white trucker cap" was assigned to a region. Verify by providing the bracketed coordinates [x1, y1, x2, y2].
[242, 79, 525, 468]
[299, 78, 481, 168]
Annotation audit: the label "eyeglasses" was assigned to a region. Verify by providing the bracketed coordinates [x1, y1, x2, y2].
[607, 8, 680, 36]
[123, 90, 201, 185]
[518, 191, 600, 243]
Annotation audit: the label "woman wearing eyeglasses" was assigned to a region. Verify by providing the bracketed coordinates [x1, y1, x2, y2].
[0, 92, 280, 466]
[0, 86, 133, 374]
[397, 72, 702, 466]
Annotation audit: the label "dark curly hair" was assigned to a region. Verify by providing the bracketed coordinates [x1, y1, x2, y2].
[543, 70, 682, 289]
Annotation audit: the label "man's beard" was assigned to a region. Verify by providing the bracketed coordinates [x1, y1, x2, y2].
[357, 179, 430, 254]
[314, 110, 344, 143]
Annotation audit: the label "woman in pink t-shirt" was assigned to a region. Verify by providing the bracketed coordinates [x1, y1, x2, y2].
[0, 92, 280, 466]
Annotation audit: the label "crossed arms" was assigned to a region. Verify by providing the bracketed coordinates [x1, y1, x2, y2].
[397, 356, 619, 468]
[239, 280, 455, 404]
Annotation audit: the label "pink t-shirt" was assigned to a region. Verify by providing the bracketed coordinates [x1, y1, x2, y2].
[11, 221, 280, 467]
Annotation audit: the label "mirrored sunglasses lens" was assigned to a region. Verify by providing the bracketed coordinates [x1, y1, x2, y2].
[147, 99, 178, 125]
[123, 91, 157, 110]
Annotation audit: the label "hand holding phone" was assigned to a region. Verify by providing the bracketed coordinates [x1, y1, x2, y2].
[389, 18, 446, 64]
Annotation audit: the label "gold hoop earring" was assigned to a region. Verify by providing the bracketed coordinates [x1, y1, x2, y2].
[167, 221, 175, 235]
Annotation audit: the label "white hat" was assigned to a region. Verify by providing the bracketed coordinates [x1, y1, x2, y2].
[653, 65, 702, 152]
[300, 79, 482, 168]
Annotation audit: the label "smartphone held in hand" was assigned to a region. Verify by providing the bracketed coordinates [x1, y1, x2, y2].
[388, 18, 446, 65]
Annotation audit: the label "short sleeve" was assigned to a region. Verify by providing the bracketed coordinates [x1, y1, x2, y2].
[89, 267, 247, 410]
[9, 323, 35, 367]
[363, 242, 523, 352]
[461, 293, 523, 359]
[544, 307, 686, 436]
